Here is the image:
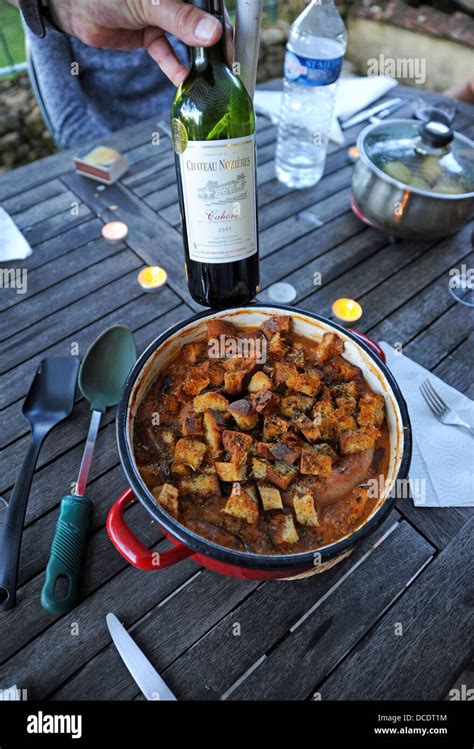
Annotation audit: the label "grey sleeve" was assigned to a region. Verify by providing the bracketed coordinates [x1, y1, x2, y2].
[26, 27, 110, 149]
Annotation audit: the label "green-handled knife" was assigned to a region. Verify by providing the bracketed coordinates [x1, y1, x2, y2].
[41, 325, 136, 615]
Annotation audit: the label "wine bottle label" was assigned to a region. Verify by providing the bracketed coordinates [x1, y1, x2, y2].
[178, 135, 258, 264]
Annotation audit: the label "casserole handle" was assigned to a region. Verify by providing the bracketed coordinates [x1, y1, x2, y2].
[352, 330, 386, 363]
[106, 488, 194, 570]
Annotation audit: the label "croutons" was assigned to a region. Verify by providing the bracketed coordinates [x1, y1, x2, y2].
[223, 482, 259, 524]
[268, 332, 290, 357]
[263, 414, 288, 441]
[313, 332, 344, 364]
[258, 484, 284, 511]
[248, 371, 273, 393]
[152, 483, 179, 517]
[287, 342, 305, 369]
[312, 399, 336, 440]
[287, 368, 321, 397]
[215, 461, 247, 483]
[331, 408, 357, 435]
[222, 430, 253, 464]
[158, 394, 181, 425]
[172, 438, 206, 471]
[323, 355, 361, 383]
[339, 427, 380, 454]
[295, 415, 321, 443]
[224, 369, 248, 395]
[180, 471, 221, 496]
[268, 442, 300, 465]
[300, 444, 334, 476]
[336, 395, 357, 416]
[182, 370, 210, 396]
[262, 315, 291, 340]
[280, 394, 314, 418]
[293, 493, 319, 527]
[193, 391, 229, 413]
[203, 410, 223, 454]
[181, 341, 206, 364]
[254, 389, 280, 414]
[270, 513, 299, 545]
[252, 458, 297, 490]
[180, 404, 204, 437]
[229, 399, 258, 430]
[273, 360, 298, 389]
[207, 319, 237, 340]
[357, 393, 385, 428]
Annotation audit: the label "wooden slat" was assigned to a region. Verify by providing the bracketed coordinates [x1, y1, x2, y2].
[2, 179, 65, 216]
[318, 519, 473, 700]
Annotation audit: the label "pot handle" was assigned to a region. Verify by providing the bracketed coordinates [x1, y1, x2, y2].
[106, 488, 194, 570]
[352, 330, 386, 363]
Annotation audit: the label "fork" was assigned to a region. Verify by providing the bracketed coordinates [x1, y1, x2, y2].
[420, 380, 474, 436]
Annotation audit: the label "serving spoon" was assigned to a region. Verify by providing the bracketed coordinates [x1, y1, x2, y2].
[41, 325, 136, 615]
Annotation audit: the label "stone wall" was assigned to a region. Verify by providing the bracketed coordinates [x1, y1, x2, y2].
[0, 73, 55, 174]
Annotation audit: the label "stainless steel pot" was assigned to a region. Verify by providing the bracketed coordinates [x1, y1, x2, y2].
[352, 119, 474, 240]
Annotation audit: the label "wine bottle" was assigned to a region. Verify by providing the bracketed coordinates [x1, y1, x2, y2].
[171, 0, 259, 309]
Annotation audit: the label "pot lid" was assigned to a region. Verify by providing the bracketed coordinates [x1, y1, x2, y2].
[362, 118, 474, 196]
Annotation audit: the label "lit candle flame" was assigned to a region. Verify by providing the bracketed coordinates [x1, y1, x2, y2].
[137, 266, 168, 292]
[101, 221, 128, 241]
[332, 298, 363, 324]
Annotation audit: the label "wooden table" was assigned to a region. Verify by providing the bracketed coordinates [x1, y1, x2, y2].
[0, 85, 472, 701]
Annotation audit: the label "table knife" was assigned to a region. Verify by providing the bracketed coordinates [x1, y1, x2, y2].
[341, 97, 404, 130]
[106, 613, 177, 701]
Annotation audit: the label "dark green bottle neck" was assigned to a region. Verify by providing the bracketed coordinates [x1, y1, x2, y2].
[191, 34, 227, 69]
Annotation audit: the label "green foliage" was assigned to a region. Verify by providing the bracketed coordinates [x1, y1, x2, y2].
[0, 0, 25, 69]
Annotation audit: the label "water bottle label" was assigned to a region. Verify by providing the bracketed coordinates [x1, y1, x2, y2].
[285, 50, 343, 86]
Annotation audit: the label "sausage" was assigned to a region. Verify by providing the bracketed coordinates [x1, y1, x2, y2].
[283, 446, 375, 508]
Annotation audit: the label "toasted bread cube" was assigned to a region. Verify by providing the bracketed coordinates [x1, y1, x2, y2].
[336, 395, 357, 416]
[180, 470, 221, 496]
[280, 393, 314, 418]
[312, 399, 337, 440]
[265, 461, 297, 490]
[324, 355, 361, 383]
[182, 370, 210, 396]
[180, 404, 204, 437]
[347, 486, 370, 525]
[224, 369, 248, 395]
[268, 442, 300, 465]
[258, 484, 283, 511]
[262, 315, 291, 339]
[357, 393, 385, 428]
[288, 341, 305, 369]
[254, 389, 280, 414]
[252, 457, 269, 480]
[181, 341, 206, 364]
[339, 427, 380, 455]
[152, 483, 179, 517]
[173, 438, 206, 471]
[295, 415, 321, 443]
[161, 428, 177, 448]
[263, 414, 288, 442]
[248, 371, 273, 393]
[332, 408, 357, 435]
[300, 445, 333, 476]
[270, 513, 299, 545]
[273, 360, 298, 389]
[287, 368, 321, 397]
[255, 442, 275, 461]
[194, 391, 229, 413]
[223, 483, 259, 524]
[330, 381, 358, 399]
[268, 332, 290, 357]
[215, 461, 247, 482]
[203, 410, 223, 454]
[313, 332, 344, 364]
[197, 360, 225, 386]
[293, 493, 319, 528]
[229, 399, 258, 430]
[207, 319, 237, 340]
[222, 430, 253, 464]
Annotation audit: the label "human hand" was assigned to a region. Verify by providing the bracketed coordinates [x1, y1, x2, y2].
[47, 0, 233, 85]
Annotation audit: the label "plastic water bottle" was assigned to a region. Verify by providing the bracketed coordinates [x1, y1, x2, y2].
[275, 0, 347, 189]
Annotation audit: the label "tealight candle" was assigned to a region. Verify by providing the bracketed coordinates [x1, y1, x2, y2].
[101, 221, 128, 241]
[137, 266, 168, 293]
[332, 298, 362, 325]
